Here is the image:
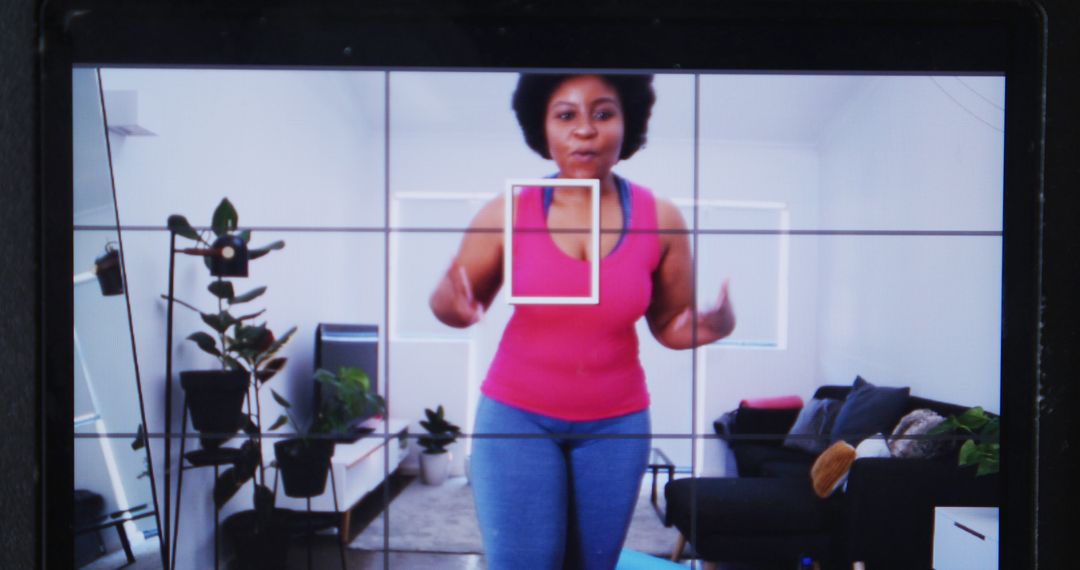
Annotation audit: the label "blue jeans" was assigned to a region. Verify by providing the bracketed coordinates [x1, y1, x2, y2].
[470, 396, 651, 570]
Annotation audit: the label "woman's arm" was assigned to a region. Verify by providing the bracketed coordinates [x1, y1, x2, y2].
[645, 198, 736, 349]
[429, 195, 506, 328]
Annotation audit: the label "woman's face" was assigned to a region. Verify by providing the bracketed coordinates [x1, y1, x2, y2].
[544, 75, 625, 181]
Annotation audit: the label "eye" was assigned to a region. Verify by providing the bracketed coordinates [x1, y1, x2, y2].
[593, 109, 617, 121]
[555, 111, 575, 121]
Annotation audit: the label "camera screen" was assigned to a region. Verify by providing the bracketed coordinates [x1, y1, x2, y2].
[73, 67, 1004, 569]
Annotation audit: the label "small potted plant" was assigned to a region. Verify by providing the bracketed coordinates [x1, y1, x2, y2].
[314, 366, 386, 442]
[929, 406, 1000, 476]
[418, 405, 461, 486]
[166, 198, 292, 450]
[268, 390, 338, 499]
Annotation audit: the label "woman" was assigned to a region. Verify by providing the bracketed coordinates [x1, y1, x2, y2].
[430, 74, 735, 569]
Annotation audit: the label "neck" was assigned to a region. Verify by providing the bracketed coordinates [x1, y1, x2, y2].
[555, 171, 617, 198]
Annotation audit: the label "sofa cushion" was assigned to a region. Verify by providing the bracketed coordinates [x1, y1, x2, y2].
[888, 408, 953, 458]
[726, 406, 802, 445]
[760, 459, 816, 479]
[733, 444, 815, 477]
[740, 395, 803, 410]
[830, 376, 910, 445]
[811, 441, 857, 498]
[782, 397, 842, 455]
[665, 477, 839, 533]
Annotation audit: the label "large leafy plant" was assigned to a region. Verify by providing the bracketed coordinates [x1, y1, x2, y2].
[312, 366, 386, 437]
[165, 198, 296, 515]
[929, 406, 1000, 476]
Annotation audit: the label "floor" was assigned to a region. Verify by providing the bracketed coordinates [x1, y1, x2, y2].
[79, 473, 758, 569]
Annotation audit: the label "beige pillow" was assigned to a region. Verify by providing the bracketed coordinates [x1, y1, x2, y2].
[810, 440, 856, 498]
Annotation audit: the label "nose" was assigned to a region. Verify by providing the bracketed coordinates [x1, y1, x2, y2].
[572, 117, 597, 138]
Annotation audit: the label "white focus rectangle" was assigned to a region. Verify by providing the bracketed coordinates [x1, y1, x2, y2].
[504, 178, 600, 305]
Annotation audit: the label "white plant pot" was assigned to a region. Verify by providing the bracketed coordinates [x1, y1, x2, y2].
[419, 451, 451, 486]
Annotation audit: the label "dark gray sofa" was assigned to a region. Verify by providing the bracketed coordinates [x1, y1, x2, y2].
[664, 384, 999, 569]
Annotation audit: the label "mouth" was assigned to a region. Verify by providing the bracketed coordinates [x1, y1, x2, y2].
[569, 150, 598, 161]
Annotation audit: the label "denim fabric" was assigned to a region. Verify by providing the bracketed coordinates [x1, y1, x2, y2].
[471, 396, 651, 570]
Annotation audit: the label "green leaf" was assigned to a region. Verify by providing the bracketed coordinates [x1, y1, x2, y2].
[234, 309, 267, 322]
[976, 458, 999, 476]
[167, 215, 202, 241]
[269, 414, 289, 431]
[187, 332, 221, 357]
[958, 440, 978, 466]
[211, 198, 239, 237]
[256, 357, 287, 383]
[248, 240, 285, 260]
[237, 229, 251, 244]
[207, 281, 235, 300]
[214, 467, 253, 509]
[229, 286, 267, 305]
[223, 355, 247, 373]
[956, 407, 990, 431]
[271, 389, 292, 409]
[201, 311, 236, 334]
[314, 369, 336, 385]
[256, 326, 296, 364]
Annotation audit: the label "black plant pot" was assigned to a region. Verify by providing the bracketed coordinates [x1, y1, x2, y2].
[223, 509, 291, 570]
[274, 438, 335, 498]
[180, 369, 249, 450]
[209, 234, 249, 277]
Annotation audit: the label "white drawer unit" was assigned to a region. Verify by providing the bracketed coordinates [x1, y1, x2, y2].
[269, 418, 409, 542]
[933, 506, 999, 570]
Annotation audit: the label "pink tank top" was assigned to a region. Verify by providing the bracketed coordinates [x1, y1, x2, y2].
[481, 181, 662, 420]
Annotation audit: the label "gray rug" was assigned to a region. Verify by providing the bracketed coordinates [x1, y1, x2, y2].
[349, 476, 680, 557]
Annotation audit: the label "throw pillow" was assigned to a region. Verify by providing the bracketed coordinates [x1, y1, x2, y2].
[855, 434, 892, 458]
[888, 408, 951, 458]
[782, 398, 841, 455]
[810, 440, 856, 498]
[830, 376, 910, 445]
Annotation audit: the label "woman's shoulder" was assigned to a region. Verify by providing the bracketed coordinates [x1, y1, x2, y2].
[470, 192, 508, 229]
[626, 180, 684, 231]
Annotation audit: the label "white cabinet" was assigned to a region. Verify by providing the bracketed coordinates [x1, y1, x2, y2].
[269, 418, 409, 542]
[933, 506, 998, 570]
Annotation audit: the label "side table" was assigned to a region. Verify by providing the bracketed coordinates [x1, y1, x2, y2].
[933, 506, 999, 570]
[648, 447, 675, 524]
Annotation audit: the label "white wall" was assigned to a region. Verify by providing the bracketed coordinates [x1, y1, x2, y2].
[814, 76, 1004, 413]
[695, 141, 822, 475]
[100, 68, 389, 568]
[73, 67, 157, 554]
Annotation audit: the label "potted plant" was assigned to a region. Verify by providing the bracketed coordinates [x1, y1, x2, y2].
[166, 198, 292, 451]
[418, 405, 461, 486]
[268, 389, 338, 499]
[314, 366, 386, 442]
[166, 198, 295, 569]
[930, 406, 1000, 476]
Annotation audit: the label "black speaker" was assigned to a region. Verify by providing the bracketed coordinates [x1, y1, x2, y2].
[314, 323, 379, 421]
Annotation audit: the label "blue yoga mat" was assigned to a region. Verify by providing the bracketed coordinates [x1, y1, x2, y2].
[616, 549, 687, 569]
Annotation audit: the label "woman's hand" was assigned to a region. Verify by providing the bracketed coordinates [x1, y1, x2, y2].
[451, 264, 485, 325]
[670, 279, 736, 345]
[430, 261, 485, 328]
[701, 278, 736, 338]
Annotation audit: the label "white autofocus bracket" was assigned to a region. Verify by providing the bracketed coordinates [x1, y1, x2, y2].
[504, 178, 600, 305]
